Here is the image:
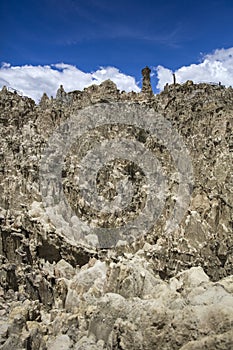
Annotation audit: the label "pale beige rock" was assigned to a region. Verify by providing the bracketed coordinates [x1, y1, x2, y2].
[54, 259, 75, 279]
[47, 334, 72, 350]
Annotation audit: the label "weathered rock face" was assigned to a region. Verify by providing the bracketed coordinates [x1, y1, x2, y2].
[0, 75, 232, 349]
[141, 66, 153, 95]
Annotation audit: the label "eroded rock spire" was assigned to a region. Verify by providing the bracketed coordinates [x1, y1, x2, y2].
[141, 66, 153, 94]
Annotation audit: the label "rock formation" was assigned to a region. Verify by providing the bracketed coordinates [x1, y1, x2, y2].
[0, 72, 232, 349]
[141, 66, 153, 95]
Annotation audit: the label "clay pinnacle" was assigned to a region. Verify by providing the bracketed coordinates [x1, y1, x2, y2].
[141, 66, 153, 95]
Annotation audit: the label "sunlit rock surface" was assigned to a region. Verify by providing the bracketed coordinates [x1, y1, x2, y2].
[0, 76, 232, 349]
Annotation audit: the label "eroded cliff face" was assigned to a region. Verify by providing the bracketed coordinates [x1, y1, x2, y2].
[0, 78, 232, 349]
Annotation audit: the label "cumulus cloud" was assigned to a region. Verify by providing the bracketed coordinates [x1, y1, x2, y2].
[156, 47, 233, 91]
[2, 47, 233, 100]
[0, 63, 140, 102]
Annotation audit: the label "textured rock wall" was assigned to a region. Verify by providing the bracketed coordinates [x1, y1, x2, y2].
[0, 77, 232, 349]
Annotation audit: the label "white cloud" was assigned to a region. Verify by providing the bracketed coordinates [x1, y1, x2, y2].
[156, 47, 233, 91]
[156, 66, 174, 90]
[0, 63, 140, 102]
[2, 47, 233, 101]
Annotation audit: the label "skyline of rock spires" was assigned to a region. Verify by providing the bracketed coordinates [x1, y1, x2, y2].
[0, 68, 232, 349]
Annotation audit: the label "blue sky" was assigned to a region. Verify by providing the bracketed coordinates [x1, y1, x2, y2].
[1, 0, 233, 100]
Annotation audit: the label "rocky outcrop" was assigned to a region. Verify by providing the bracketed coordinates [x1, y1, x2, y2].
[141, 66, 153, 95]
[1, 258, 233, 349]
[0, 73, 232, 349]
